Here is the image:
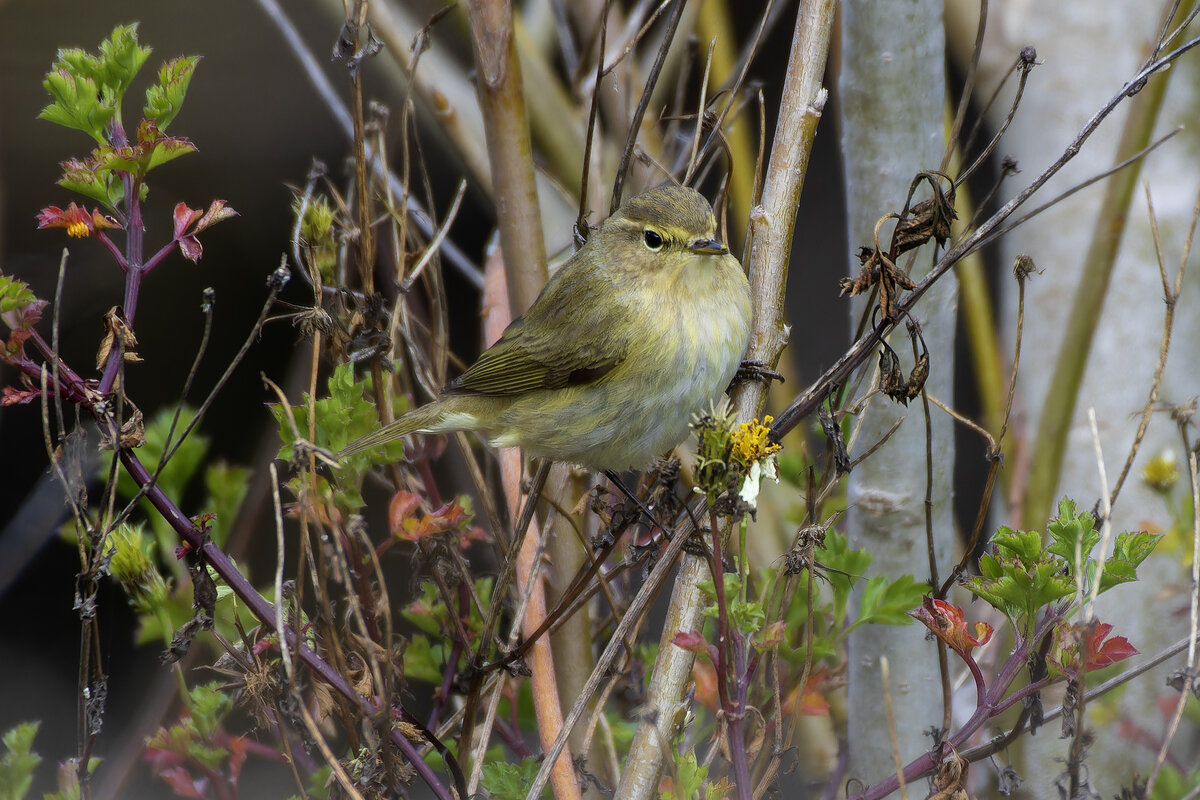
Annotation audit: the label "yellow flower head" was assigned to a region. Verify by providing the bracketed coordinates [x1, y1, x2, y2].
[731, 415, 781, 468]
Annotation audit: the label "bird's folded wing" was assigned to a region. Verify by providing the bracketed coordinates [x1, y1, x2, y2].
[446, 272, 630, 396]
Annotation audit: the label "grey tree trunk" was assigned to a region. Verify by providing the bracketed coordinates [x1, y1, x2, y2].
[839, 0, 955, 788]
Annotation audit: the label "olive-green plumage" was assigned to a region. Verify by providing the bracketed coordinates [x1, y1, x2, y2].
[338, 184, 752, 471]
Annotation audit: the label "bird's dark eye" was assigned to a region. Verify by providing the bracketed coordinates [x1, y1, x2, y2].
[643, 229, 664, 251]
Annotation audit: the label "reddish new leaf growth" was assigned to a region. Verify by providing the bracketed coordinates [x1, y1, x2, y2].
[1, 294, 47, 361]
[37, 202, 118, 238]
[173, 199, 238, 263]
[672, 630, 708, 653]
[1, 386, 42, 406]
[389, 490, 472, 542]
[1048, 620, 1138, 678]
[909, 596, 994, 658]
[691, 656, 719, 710]
[790, 667, 832, 717]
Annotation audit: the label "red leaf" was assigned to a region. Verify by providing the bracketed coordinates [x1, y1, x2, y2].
[178, 235, 203, 263]
[157, 766, 209, 799]
[1, 386, 42, 406]
[909, 595, 993, 656]
[389, 490, 423, 535]
[226, 735, 249, 783]
[672, 630, 708, 653]
[193, 199, 238, 233]
[173, 202, 203, 239]
[1084, 622, 1138, 670]
[1049, 620, 1139, 678]
[392, 496, 472, 542]
[411, 501, 468, 539]
[691, 656, 719, 710]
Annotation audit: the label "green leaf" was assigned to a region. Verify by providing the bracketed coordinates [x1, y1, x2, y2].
[42, 755, 100, 800]
[1091, 530, 1161, 595]
[963, 572, 1018, 620]
[115, 406, 209, 563]
[274, 363, 410, 513]
[56, 151, 127, 209]
[1147, 765, 1200, 800]
[203, 462, 250, 549]
[1046, 498, 1099, 573]
[38, 25, 151, 143]
[104, 122, 197, 182]
[1027, 560, 1074, 611]
[187, 683, 233, 740]
[1092, 559, 1138, 593]
[967, 540, 1074, 635]
[729, 598, 766, 636]
[1113, 530, 1161, 570]
[144, 56, 199, 129]
[402, 634, 449, 684]
[663, 751, 708, 800]
[0, 277, 39, 316]
[481, 758, 551, 800]
[0, 722, 41, 800]
[93, 23, 152, 101]
[816, 527, 871, 626]
[39, 70, 114, 143]
[400, 582, 447, 636]
[274, 363, 407, 458]
[854, 574, 927, 627]
[305, 766, 332, 800]
[991, 527, 1045, 569]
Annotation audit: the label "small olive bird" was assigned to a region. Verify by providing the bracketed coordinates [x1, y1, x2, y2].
[338, 184, 752, 472]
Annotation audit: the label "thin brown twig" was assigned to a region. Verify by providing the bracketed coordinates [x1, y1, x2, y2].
[525, 496, 702, 800]
[683, 38, 716, 184]
[847, 416, 905, 470]
[576, 0, 614, 244]
[941, 0, 987, 174]
[920, 381, 953, 739]
[1108, 182, 1197, 506]
[926, 395, 997, 450]
[955, 45, 1035, 187]
[770, 34, 1200, 442]
[611, 0, 687, 211]
[1142, 449, 1200, 798]
[692, 0, 784, 175]
[976, 130, 1180, 252]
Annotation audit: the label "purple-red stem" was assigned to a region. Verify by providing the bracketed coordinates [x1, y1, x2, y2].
[428, 638, 462, 731]
[9, 340, 457, 799]
[850, 614, 1062, 800]
[119, 447, 456, 799]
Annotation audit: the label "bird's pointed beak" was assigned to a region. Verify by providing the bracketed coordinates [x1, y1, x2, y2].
[688, 238, 728, 255]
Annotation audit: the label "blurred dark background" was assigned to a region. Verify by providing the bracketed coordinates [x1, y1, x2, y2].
[0, 1, 850, 797]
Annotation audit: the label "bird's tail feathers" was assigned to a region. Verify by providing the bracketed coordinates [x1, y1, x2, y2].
[336, 402, 449, 460]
